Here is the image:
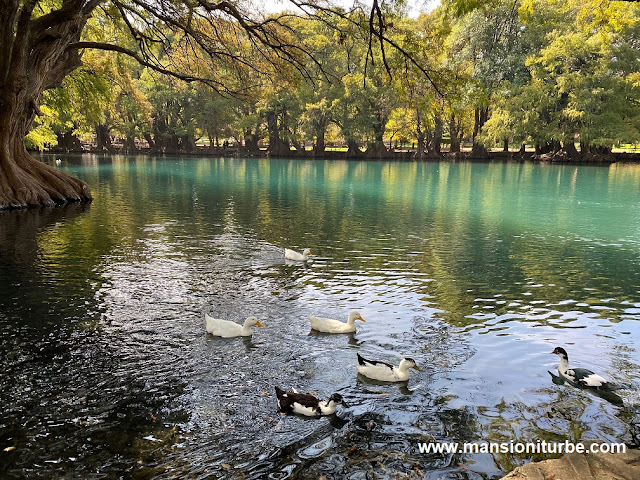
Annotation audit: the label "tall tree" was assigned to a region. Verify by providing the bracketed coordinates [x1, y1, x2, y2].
[446, 0, 528, 155]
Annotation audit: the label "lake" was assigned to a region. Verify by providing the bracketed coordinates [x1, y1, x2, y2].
[1, 155, 639, 479]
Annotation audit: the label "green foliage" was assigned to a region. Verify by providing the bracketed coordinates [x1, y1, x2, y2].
[29, 0, 640, 154]
[480, 0, 640, 150]
[25, 106, 59, 150]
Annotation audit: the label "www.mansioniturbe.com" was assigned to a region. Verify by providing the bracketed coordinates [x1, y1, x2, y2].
[418, 440, 627, 455]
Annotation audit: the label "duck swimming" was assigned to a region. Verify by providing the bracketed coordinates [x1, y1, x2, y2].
[309, 310, 365, 333]
[284, 248, 311, 262]
[205, 314, 263, 338]
[356, 353, 421, 382]
[551, 346, 619, 390]
[274, 386, 348, 416]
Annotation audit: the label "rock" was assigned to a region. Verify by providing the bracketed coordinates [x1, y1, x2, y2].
[500, 450, 640, 480]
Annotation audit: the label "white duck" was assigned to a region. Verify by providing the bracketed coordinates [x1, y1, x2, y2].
[284, 248, 311, 262]
[309, 311, 365, 333]
[356, 353, 421, 382]
[205, 313, 263, 338]
[551, 346, 619, 390]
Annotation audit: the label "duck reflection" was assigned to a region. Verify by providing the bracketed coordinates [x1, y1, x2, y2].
[356, 373, 414, 396]
[242, 336, 260, 351]
[306, 330, 362, 347]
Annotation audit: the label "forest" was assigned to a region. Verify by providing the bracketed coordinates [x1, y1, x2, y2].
[28, 0, 640, 160]
[1, 0, 640, 209]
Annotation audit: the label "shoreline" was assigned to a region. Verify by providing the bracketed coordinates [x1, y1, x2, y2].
[35, 147, 640, 164]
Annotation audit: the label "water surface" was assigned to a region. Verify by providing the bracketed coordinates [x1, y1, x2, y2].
[1, 156, 639, 479]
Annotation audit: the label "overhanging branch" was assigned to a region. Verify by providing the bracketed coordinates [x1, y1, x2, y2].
[68, 40, 233, 93]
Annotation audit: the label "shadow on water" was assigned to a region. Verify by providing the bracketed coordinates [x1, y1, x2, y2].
[307, 330, 363, 348]
[256, 407, 483, 480]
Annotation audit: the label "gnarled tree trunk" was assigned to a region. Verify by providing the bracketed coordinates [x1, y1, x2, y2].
[0, 0, 92, 209]
[95, 123, 113, 152]
[346, 138, 363, 158]
[265, 110, 290, 156]
[242, 128, 261, 155]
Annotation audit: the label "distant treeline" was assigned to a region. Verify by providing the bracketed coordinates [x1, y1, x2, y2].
[29, 0, 640, 163]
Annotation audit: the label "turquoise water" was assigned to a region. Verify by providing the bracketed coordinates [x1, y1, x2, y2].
[1, 155, 639, 478]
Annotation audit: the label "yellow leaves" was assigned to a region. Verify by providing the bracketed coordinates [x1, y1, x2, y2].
[518, 0, 536, 22]
[564, 106, 585, 122]
[576, 0, 640, 35]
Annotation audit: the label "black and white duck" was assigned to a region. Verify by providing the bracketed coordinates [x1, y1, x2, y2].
[551, 346, 620, 391]
[274, 386, 348, 416]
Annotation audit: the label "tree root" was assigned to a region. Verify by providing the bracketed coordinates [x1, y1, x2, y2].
[0, 151, 91, 210]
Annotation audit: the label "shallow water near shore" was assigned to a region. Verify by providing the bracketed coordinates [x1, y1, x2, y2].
[1, 155, 639, 479]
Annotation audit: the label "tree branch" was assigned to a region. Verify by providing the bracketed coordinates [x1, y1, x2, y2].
[68, 41, 231, 93]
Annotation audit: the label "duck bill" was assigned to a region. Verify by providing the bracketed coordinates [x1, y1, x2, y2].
[359, 316, 366, 322]
[256, 321, 264, 327]
[340, 400, 350, 408]
[413, 366, 422, 372]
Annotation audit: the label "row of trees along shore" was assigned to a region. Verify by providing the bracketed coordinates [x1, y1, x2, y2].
[2, 0, 640, 209]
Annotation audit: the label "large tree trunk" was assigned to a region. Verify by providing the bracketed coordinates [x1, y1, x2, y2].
[241, 128, 261, 155]
[56, 129, 82, 152]
[448, 115, 461, 153]
[432, 114, 443, 155]
[364, 141, 388, 158]
[365, 115, 388, 158]
[123, 136, 137, 154]
[180, 134, 196, 153]
[312, 129, 325, 156]
[414, 129, 425, 161]
[95, 123, 113, 152]
[144, 133, 156, 152]
[0, 1, 92, 209]
[0, 122, 91, 209]
[471, 107, 489, 157]
[562, 139, 580, 161]
[346, 138, 363, 158]
[265, 110, 290, 156]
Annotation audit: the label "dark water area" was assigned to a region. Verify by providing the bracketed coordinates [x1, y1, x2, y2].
[1, 155, 639, 479]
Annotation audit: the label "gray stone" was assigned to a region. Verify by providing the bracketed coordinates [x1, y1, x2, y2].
[500, 450, 640, 480]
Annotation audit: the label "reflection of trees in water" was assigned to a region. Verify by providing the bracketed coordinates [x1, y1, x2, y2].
[0, 203, 187, 479]
[0, 202, 94, 329]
